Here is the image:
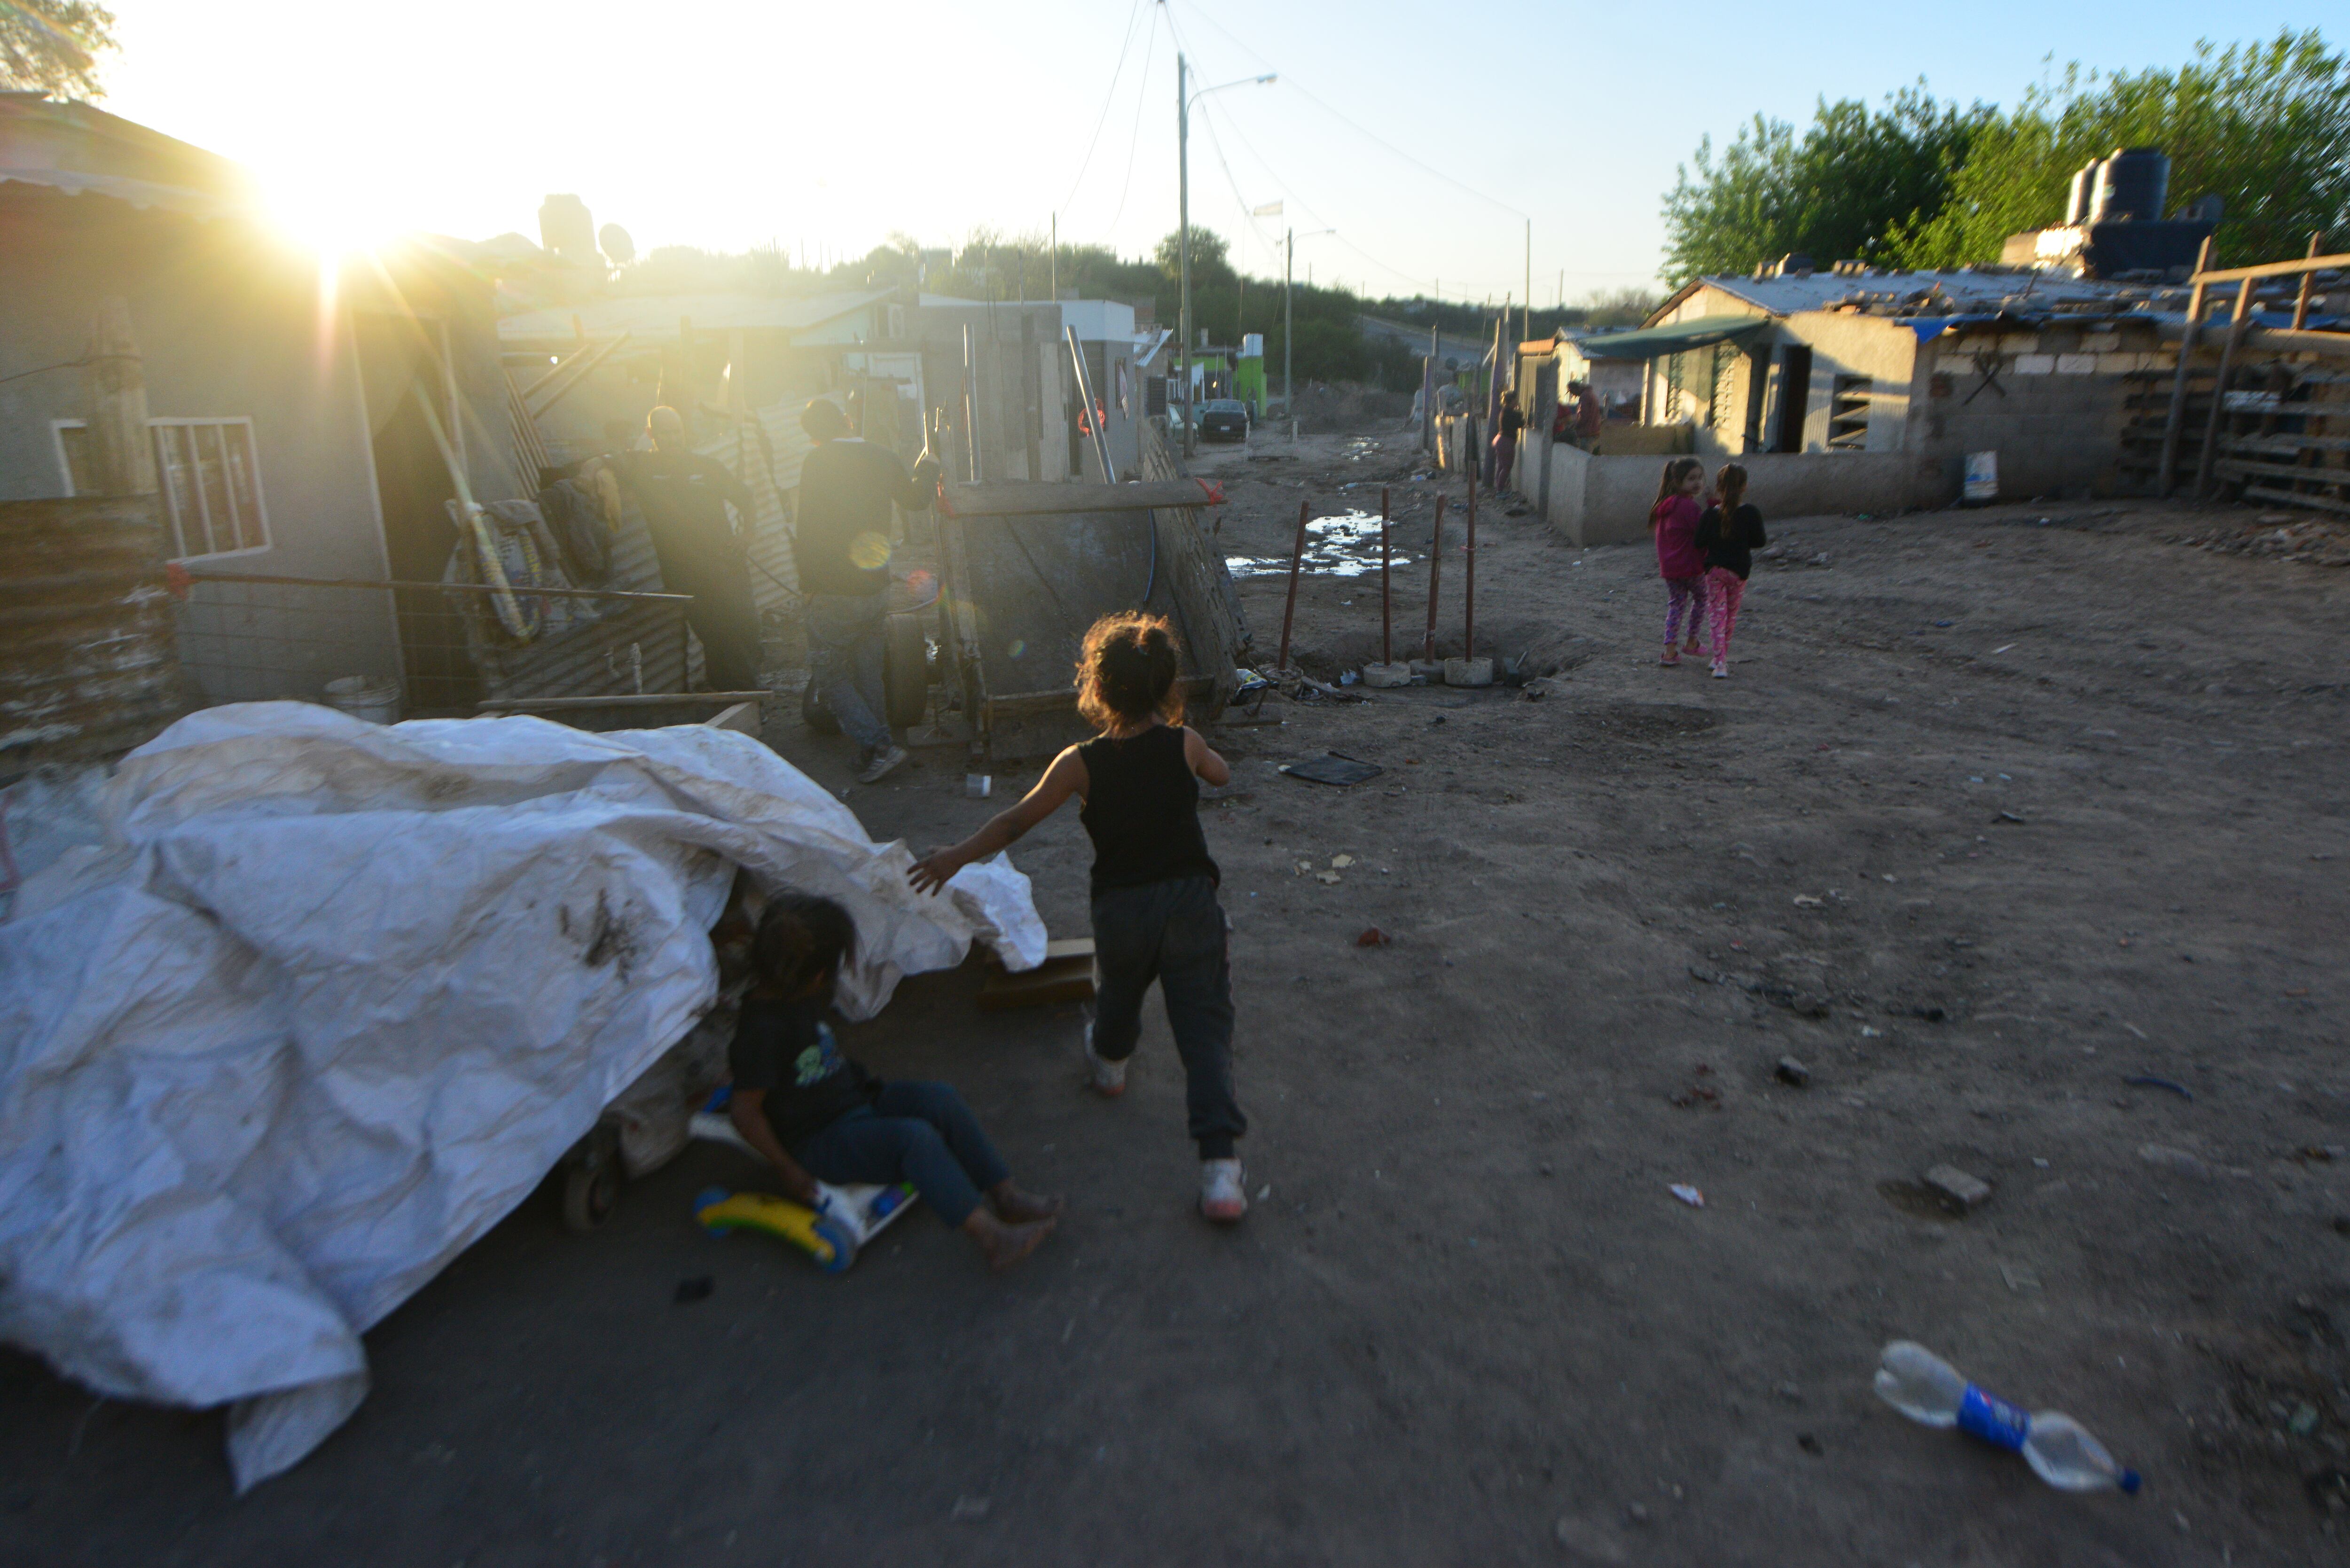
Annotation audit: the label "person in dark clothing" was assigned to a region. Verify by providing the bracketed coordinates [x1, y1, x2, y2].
[726, 891, 1062, 1272]
[1692, 461, 1768, 679]
[908, 612, 1250, 1224]
[1491, 389, 1525, 492]
[610, 406, 764, 693]
[794, 398, 940, 784]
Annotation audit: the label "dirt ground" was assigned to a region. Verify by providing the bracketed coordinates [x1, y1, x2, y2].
[7, 426, 2350, 1566]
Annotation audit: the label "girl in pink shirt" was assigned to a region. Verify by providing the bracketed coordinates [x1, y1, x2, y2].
[1650, 457, 1708, 665]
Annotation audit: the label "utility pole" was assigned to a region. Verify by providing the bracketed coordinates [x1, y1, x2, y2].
[1284, 226, 1293, 443]
[1178, 51, 1192, 456]
[1050, 211, 1058, 304]
[1524, 219, 1532, 350]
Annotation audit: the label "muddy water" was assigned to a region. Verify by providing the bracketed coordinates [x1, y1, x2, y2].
[1226, 509, 1418, 580]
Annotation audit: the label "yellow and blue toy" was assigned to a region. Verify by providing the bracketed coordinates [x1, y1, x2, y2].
[693, 1182, 916, 1273]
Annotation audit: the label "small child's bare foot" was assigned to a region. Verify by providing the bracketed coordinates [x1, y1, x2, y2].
[980, 1216, 1056, 1272]
[991, 1186, 1065, 1225]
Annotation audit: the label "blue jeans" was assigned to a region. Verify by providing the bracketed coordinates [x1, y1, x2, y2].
[795, 1081, 1008, 1227]
[1090, 875, 1246, 1159]
[804, 592, 891, 753]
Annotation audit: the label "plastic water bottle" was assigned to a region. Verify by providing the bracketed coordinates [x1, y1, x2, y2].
[1874, 1342, 2142, 1494]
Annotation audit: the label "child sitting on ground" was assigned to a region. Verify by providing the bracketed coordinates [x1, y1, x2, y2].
[727, 892, 1061, 1272]
[907, 612, 1251, 1223]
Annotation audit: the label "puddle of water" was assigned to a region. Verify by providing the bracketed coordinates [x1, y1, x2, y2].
[1227, 509, 1418, 579]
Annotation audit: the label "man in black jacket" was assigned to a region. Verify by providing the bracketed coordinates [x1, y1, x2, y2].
[611, 406, 763, 692]
[793, 398, 939, 783]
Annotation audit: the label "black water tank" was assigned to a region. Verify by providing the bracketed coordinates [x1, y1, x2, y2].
[2065, 164, 2097, 225]
[2090, 148, 2170, 223]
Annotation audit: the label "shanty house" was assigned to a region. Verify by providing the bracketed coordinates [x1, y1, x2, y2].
[0, 94, 533, 712]
[1519, 265, 2190, 544]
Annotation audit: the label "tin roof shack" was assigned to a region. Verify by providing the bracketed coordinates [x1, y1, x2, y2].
[1530, 265, 2187, 545]
[0, 95, 528, 713]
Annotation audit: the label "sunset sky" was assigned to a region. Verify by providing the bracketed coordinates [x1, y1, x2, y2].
[97, 0, 2312, 299]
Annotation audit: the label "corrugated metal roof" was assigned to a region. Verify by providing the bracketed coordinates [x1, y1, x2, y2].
[498, 289, 895, 343]
[0, 166, 251, 220]
[1662, 269, 2179, 323]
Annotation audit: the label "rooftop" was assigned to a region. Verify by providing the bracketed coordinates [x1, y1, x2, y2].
[497, 288, 897, 343]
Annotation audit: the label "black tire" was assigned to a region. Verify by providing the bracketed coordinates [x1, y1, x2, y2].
[884, 612, 929, 728]
[558, 1126, 622, 1233]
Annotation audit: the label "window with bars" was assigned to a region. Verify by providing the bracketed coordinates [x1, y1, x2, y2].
[150, 418, 271, 559]
[52, 418, 272, 560]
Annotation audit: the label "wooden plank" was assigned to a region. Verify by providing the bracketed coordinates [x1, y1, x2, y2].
[2240, 484, 2350, 516]
[976, 941, 1097, 1011]
[2193, 280, 2257, 497]
[703, 700, 761, 734]
[476, 690, 769, 712]
[940, 479, 1222, 517]
[2193, 250, 2350, 286]
[2215, 457, 2350, 485]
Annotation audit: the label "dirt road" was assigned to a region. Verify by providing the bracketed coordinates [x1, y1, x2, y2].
[6, 427, 2348, 1565]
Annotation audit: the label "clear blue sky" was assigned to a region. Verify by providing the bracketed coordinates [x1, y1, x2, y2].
[99, 1, 2322, 300]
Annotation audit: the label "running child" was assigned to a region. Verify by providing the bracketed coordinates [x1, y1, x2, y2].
[727, 892, 1062, 1272]
[908, 612, 1250, 1223]
[1692, 462, 1767, 679]
[1651, 456, 1708, 664]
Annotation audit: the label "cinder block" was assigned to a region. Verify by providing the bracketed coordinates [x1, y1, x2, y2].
[2014, 354, 2054, 375]
[2056, 354, 2097, 375]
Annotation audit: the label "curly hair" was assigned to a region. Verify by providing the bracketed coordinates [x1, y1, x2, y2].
[1074, 611, 1185, 731]
[751, 891, 858, 999]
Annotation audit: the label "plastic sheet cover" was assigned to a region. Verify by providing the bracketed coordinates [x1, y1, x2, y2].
[0, 704, 1044, 1490]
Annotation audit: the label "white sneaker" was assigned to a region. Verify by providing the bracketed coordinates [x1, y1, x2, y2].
[1082, 1022, 1126, 1098]
[855, 743, 908, 784]
[1198, 1158, 1247, 1223]
[1711, 662, 1729, 679]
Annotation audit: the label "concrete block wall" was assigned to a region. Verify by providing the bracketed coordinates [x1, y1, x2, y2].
[1545, 442, 1914, 546]
[1910, 322, 2166, 501]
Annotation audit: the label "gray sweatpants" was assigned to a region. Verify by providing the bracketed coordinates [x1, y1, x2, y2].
[1089, 874, 1246, 1160]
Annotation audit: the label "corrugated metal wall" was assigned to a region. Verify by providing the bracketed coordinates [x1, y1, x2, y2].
[0, 496, 187, 772]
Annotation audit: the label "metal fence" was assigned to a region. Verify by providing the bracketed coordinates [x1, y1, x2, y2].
[174, 572, 696, 718]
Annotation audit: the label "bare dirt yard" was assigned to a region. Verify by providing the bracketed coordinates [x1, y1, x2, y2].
[6, 426, 2350, 1566]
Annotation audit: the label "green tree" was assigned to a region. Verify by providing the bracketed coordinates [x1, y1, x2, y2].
[1661, 85, 1991, 282]
[1153, 226, 1234, 286]
[1890, 31, 2350, 268]
[1, 0, 116, 97]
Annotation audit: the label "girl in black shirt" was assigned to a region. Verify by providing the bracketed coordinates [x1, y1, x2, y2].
[908, 613, 1251, 1224]
[1692, 462, 1768, 679]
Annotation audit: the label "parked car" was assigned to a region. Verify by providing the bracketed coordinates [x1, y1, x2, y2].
[1198, 399, 1250, 442]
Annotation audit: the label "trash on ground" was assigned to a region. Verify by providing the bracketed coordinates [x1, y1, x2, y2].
[1923, 1163, 1992, 1211]
[1874, 1341, 2141, 1493]
[1279, 752, 1385, 787]
[2138, 1143, 2209, 1178]
[978, 936, 1097, 1011]
[1331, 854, 1355, 868]
[1793, 894, 1823, 907]
[1775, 1056, 1811, 1088]
[1669, 1184, 1706, 1208]
[1355, 926, 1391, 946]
[2123, 1075, 2193, 1100]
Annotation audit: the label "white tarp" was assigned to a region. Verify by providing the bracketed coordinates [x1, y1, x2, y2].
[0, 704, 1044, 1490]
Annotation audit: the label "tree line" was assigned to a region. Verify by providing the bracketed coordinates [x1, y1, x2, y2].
[1662, 29, 2350, 282]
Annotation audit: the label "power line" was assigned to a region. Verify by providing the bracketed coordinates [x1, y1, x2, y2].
[1101, 6, 1162, 240]
[1058, 0, 1151, 219]
[1171, 0, 1527, 219]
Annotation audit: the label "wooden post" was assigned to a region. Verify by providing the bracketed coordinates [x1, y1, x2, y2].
[2293, 232, 2321, 331]
[1379, 485, 1391, 666]
[1276, 498, 1309, 674]
[1464, 476, 1477, 663]
[1423, 496, 1445, 662]
[2193, 277, 2256, 498]
[87, 298, 157, 497]
[2156, 235, 2216, 496]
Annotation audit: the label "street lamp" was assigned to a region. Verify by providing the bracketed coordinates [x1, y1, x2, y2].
[1176, 56, 1275, 455]
[1284, 226, 1334, 442]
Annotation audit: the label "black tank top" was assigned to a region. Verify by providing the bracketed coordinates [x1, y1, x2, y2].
[1077, 725, 1220, 896]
